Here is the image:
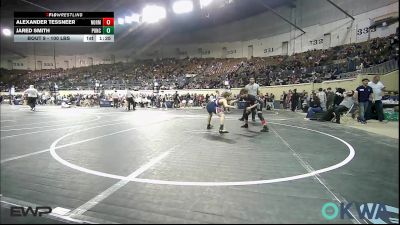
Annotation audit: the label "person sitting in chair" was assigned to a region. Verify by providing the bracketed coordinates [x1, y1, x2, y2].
[306, 93, 323, 119]
[333, 90, 355, 124]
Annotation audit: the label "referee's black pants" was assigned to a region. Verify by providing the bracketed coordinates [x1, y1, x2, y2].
[28, 97, 37, 109]
[127, 97, 135, 110]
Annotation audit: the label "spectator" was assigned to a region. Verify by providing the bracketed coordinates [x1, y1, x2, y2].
[291, 89, 299, 112]
[9, 85, 15, 105]
[368, 75, 386, 122]
[355, 78, 373, 124]
[287, 90, 292, 110]
[301, 92, 309, 112]
[306, 93, 323, 119]
[333, 91, 355, 124]
[1, 34, 397, 91]
[334, 88, 345, 107]
[317, 88, 327, 111]
[326, 87, 335, 110]
[270, 93, 275, 110]
[172, 91, 179, 108]
[281, 91, 287, 109]
[265, 93, 274, 110]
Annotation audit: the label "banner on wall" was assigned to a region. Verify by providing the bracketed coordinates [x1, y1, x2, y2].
[356, 19, 373, 40]
[309, 38, 324, 46]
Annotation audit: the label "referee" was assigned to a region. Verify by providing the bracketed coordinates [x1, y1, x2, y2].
[24, 85, 39, 111]
[126, 88, 136, 111]
[239, 77, 260, 122]
[112, 89, 119, 108]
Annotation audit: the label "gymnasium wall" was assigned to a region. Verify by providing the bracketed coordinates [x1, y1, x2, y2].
[2, 53, 116, 70]
[143, 0, 399, 59]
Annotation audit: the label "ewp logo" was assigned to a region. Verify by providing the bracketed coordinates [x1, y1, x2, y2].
[321, 202, 399, 224]
[10, 206, 52, 217]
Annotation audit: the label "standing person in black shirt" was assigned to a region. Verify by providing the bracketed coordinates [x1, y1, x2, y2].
[151, 94, 156, 108]
[162, 94, 168, 110]
[205, 94, 210, 103]
[282, 91, 287, 109]
[326, 87, 335, 110]
[334, 88, 345, 107]
[355, 78, 373, 124]
[291, 89, 299, 112]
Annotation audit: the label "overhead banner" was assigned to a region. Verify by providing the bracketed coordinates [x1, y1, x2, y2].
[356, 19, 373, 40]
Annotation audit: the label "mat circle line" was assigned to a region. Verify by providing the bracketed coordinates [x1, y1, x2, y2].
[49, 122, 356, 186]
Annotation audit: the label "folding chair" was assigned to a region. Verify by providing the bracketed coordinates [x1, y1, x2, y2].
[332, 104, 356, 124]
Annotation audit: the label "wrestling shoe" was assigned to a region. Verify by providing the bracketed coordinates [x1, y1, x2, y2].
[241, 124, 248, 128]
[260, 125, 269, 132]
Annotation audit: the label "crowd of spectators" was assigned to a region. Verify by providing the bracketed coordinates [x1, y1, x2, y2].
[279, 75, 399, 124]
[1, 89, 232, 109]
[1, 33, 398, 93]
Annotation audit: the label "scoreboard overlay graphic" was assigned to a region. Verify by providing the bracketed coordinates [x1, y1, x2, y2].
[13, 12, 114, 42]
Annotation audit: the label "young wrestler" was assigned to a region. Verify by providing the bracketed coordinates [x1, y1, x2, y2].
[206, 91, 236, 134]
[237, 88, 269, 132]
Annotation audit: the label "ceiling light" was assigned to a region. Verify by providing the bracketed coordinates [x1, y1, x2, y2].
[131, 13, 141, 23]
[200, 0, 213, 8]
[173, 0, 194, 14]
[142, 5, 166, 23]
[2, 28, 11, 36]
[118, 18, 125, 25]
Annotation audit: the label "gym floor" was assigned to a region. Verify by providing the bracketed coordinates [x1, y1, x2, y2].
[0, 105, 398, 224]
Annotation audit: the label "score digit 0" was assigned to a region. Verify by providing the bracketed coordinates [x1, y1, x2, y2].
[102, 18, 114, 26]
[103, 26, 114, 34]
